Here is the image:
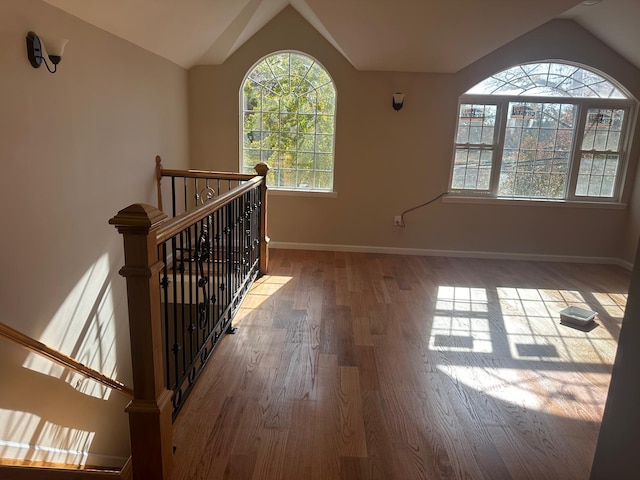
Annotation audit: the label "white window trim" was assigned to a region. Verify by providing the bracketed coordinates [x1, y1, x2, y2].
[442, 194, 626, 210]
[449, 94, 636, 204]
[269, 189, 338, 198]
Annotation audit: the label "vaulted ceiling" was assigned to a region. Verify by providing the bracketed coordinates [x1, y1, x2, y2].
[42, 0, 640, 73]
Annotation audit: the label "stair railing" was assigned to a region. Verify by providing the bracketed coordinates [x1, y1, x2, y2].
[0, 322, 133, 397]
[110, 160, 269, 480]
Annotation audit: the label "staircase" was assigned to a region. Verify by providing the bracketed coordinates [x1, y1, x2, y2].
[0, 158, 269, 479]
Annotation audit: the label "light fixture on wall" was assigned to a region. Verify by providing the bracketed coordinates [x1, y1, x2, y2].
[26, 31, 68, 73]
[392, 92, 405, 111]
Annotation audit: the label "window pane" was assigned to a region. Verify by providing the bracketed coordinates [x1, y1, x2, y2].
[576, 154, 619, 198]
[298, 152, 314, 169]
[582, 108, 625, 151]
[316, 153, 333, 171]
[456, 104, 497, 145]
[298, 134, 315, 151]
[452, 147, 492, 191]
[497, 102, 574, 199]
[315, 171, 333, 190]
[467, 62, 628, 98]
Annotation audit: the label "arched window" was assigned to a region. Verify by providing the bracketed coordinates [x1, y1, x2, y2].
[450, 62, 635, 201]
[241, 51, 337, 192]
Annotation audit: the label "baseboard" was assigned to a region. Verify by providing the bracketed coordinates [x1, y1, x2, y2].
[0, 441, 128, 473]
[0, 463, 124, 479]
[270, 241, 633, 269]
[612, 258, 634, 271]
[0, 456, 130, 479]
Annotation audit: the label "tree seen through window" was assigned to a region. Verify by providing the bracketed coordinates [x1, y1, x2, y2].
[451, 62, 634, 201]
[241, 52, 336, 191]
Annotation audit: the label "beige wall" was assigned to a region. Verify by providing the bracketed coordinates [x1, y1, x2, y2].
[0, 0, 188, 467]
[189, 9, 640, 264]
[621, 167, 640, 264]
[591, 240, 640, 478]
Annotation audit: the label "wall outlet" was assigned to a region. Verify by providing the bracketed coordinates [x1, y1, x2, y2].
[394, 215, 402, 226]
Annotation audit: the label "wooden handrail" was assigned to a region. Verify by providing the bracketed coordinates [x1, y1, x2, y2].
[0, 322, 134, 397]
[153, 158, 270, 274]
[160, 168, 256, 182]
[155, 155, 268, 223]
[156, 156, 257, 182]
[154, 176, 262, 245]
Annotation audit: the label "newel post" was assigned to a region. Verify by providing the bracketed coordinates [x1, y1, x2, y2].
[254, 163, 270, 275]
[109, 204, 173, 480]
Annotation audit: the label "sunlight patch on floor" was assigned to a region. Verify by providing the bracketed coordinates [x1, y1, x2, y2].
[437, 364, 611, 419]
[234, 275, 292, 322]
[432, 284, 627, 420]
[497, 287, 619, 364]
[431, 286, 492, 353]
[591, 292, 627, 319]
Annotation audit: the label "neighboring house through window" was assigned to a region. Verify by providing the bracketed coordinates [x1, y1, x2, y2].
[241, 51, 337, 192]
[450, 62, 636, 202]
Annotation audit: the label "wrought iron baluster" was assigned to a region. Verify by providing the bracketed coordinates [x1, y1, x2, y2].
[183, 177, 187, 214]
[149, 171, 265, 419]
[196, 221, 208, 326]
[214, 209, 221, 331]
[185, 225, 195, 368]
[160, 243, 171, 391]
[171, 177, 177, 218]
[170, 236, 181, 402]
[178, 230, 187, 384]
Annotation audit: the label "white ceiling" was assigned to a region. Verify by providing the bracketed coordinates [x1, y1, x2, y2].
[42, 0, 640, 73]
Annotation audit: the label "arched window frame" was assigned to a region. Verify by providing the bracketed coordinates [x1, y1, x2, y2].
[448, 61, 637, 203]
[240, 50, 337, 193]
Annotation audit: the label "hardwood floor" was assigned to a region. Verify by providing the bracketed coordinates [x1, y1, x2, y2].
[170, 249, 630, 480]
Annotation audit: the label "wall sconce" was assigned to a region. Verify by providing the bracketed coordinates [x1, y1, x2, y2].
[392, 92, 405, 111]
[26, 31, 68, 73]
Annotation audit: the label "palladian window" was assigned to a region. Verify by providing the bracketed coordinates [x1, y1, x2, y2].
[450, 62, 635, 202]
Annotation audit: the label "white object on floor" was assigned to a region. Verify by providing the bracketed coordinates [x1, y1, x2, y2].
[560, 306, 597, 327]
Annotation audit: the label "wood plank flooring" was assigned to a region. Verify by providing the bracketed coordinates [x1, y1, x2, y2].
[170, 249, 630, 480]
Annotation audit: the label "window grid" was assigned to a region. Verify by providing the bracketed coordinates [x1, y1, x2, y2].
[576, 108, 625, 198]
[468, 62, 626, 98]
[242, 52, 336, 191]
[452, 104, 498, 192]
[450, 62, 634, 202]
[498, 102, 575, 199]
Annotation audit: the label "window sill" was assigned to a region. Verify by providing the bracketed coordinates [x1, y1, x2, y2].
[442, 195, 627, 210]
[269, 189, 338, 198]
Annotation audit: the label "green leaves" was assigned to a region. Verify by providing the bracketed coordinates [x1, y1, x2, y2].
[242, 52, 336, 191]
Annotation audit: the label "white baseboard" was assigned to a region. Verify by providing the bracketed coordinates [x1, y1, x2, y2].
[613, 258, 634, 271]
[270, 241, 633, 270]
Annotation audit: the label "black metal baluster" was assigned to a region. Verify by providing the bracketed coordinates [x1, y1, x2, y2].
[178, 230, 187, 385]
[186, 224, 195, 371]
[161, 176, 266, 420]
[160, 243, 171, 391]
[227, 200, 233, 323]
[214, 209, 221, 329]
[171, 236, 181, 403]
[171, 177, 177, 218]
